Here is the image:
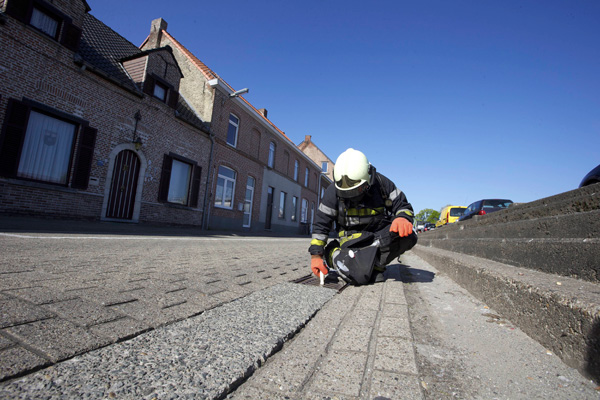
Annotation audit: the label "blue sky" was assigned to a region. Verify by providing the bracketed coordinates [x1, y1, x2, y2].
[89, 0, 600, 214]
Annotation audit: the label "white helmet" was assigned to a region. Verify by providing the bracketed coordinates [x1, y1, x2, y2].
[333, 148, 373, 199]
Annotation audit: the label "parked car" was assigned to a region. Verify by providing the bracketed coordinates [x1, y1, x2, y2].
[416, 220, 426, 233]
[459, 199, 513, 221]
[436, 205, 467, 227]
[424, 222, 436, 231]
[580, 164, 600, 187]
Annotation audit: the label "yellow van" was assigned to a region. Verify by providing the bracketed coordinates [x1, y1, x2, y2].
[436, 206, 467, 227]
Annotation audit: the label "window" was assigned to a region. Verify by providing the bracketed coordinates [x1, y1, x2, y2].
[215, 166, 236, 209]
[301, 198, 308, 223]
[291, 196, 298, 222]
[227, 114, 239, 147]
[158, 154, 202, 207]
[320, 187, 325, 199]
[243, 176, 255, 228]
[5, 0, 82, 51]
[321, 161, 328, 173]
[17, 111, 76, 185]
[153, 81, 167, 102]
[304, 167, 309, 187]
[294, 160, 299, 181]
[278, 191, 287, 219]
[268, 141, 276, 168]
[0, 99, 97, 189]
[31, 7, 59, 38]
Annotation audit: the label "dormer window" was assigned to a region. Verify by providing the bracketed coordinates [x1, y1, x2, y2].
[30, 7, 59, 39]
[142, 74, 179, 109]
[153, 81, 168, 102]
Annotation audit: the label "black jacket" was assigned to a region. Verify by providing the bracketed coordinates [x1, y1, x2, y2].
[309, 172, 414, 255]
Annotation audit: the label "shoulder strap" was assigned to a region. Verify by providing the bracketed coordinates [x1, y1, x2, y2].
[376, 174, 393, 214]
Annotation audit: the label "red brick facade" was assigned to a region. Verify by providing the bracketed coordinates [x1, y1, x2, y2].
[0, 0, 211, 225]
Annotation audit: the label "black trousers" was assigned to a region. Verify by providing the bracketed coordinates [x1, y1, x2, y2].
[378, 230, 418, 266]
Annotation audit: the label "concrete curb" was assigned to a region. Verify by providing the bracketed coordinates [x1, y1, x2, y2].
[411, 245, 600, 382]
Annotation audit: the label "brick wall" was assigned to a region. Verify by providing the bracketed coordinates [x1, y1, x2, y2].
[0, 11, 211, 226]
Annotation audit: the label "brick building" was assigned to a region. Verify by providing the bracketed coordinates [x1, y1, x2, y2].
[297, 135, 334, 204]
[0, 0, 212, 225]
[141, 18, 326, 233]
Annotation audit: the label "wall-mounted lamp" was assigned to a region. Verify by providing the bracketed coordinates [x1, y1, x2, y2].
[133, 136, 143, 150]
[221, 88, 250, 106]
[132, 110, 143, 150]
[230, 88, 249, 98]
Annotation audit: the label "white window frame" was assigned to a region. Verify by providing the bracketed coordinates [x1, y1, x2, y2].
[304, 167, 309, 187]
[268, 141, 276, 168]
[291, 196, 298, 222]
[294, 160, 299, 181]
[167, 159, 192, 205]
[215, 165, 236, 209]
[301, 198, 308, 223]
[321, 161, 328, 173]
[278, 191, 287, 219]
[243, 176, 255, 228]
[227, 114, 239, 147]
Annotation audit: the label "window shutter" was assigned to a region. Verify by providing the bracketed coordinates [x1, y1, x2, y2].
[167, 90, 179, 109]
[158, 154, 173, 202]
[5, 0, 31, 22]
[189, 165, 202, 208]
[71, 126, 97, 189]
[0, 99, 30, 177]
[143, 75, 155, 96]
[61, 22, 82, 52]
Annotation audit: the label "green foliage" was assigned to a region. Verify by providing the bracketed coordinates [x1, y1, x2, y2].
[416, 208, 440, 224]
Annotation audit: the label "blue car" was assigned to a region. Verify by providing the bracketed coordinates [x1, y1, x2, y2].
[459, 199, 513, 222]
[579, 164, 600, 187]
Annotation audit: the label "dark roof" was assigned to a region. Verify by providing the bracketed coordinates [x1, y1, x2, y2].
[79, 14, 206, 130]
[79, 13, 143, 93]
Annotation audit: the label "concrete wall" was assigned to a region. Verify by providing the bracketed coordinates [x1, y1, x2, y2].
[412, 183, 600, 382]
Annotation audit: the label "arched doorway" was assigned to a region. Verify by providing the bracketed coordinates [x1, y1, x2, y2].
[105, 149, 141, 220]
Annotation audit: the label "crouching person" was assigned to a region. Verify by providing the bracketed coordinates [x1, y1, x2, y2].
[309, 148, 417, 285]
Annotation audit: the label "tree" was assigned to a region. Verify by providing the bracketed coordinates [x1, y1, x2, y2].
[415, 208, 440, 224]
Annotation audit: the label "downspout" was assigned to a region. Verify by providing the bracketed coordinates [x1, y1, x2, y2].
[201, 127, 215, 230]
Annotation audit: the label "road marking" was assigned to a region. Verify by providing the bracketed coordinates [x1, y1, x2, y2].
[0, 233, 307, 241]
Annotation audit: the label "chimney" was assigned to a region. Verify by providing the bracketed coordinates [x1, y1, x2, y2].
[148, 18, 168, 49]
[258, 108, 268, 118]
[305, 135, 312, 143]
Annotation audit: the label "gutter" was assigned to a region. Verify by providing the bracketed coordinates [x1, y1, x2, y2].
[202, 126, 216, 230]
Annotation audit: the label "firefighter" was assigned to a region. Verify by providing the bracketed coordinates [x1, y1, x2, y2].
[309, 148, 417, 284]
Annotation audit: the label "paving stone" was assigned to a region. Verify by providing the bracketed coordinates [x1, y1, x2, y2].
[45, 298, 124, 327]
[88, 317, 151, 341]
[108, 300, 173, 328]
[68, 286, 139, 306]
[382, 303, 410, 320]
[5, 318, 112, 362]
[379, 315, 411, 339]
[374, 337, 417, 374]
[347, 307, 377, 327]
[331, 323, 372, 352]
[368, 370, 423, 399]
[0, 335, 14, 350]
[0, 298, 55, 329]
[0, 346, 49, 381]
[2, 286, 80, 305]
[308, 350, 368, 397]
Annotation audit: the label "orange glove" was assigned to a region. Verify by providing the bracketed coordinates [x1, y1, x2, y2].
[311, 256, 328, 277]
[390, 217, 413, 237]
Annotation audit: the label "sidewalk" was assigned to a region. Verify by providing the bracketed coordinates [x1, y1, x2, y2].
[229, 265, 423, 400]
